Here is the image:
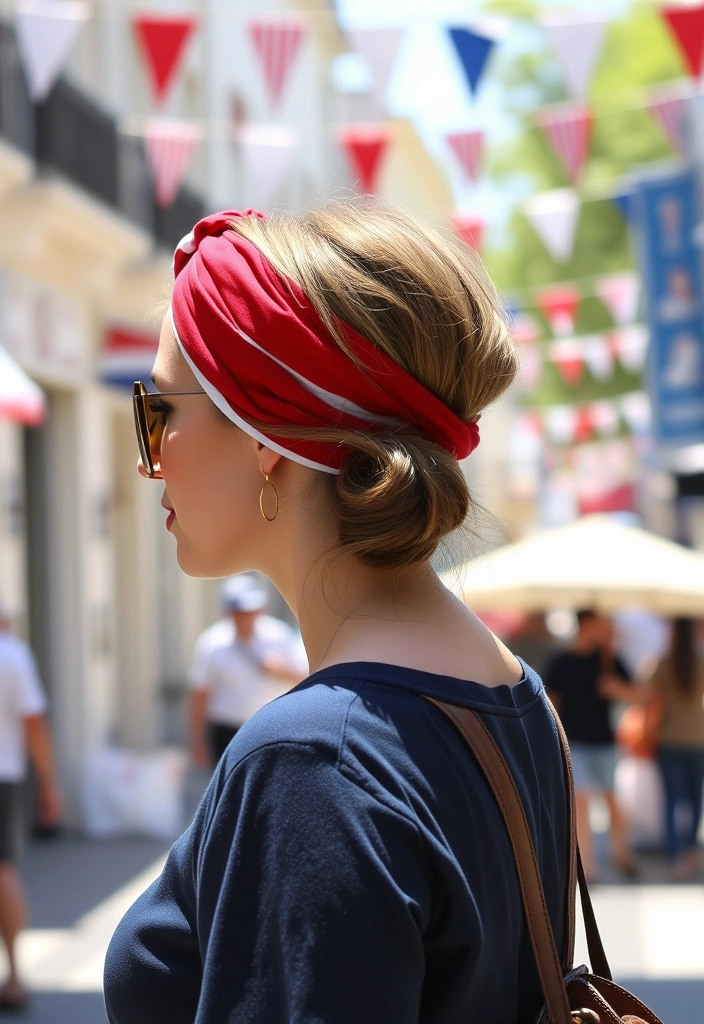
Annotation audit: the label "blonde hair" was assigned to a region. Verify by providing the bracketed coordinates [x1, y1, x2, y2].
[229, 201, 518, 569]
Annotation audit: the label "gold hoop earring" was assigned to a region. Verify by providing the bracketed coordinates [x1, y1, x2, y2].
[259, 472, 279, 522]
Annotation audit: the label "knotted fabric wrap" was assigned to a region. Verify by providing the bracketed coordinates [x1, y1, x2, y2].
[171, 210, 480, 474]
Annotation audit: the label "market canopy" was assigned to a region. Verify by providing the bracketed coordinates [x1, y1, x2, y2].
[442, 515, 704, 616]
[0, 345, 46, 426]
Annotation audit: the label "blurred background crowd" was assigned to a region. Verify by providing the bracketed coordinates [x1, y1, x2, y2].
[2, 0, 704, 1018]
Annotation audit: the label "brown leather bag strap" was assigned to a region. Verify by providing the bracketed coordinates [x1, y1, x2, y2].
[546, 696, 578, 972]
[547, 701, 611, 981]
[424, 697, 573, 1024]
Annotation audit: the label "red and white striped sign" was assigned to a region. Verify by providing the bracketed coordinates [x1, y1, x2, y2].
[452, 214, 484, 254]
[648, 93, 687, 154]
[339, 125, 391, 193]
[248, 18, 306, 108]
[537, 104, 592, 184]
[446, 130, 484, 184]
[144, 120, 202, 207]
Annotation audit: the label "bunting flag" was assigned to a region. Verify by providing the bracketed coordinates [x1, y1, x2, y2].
[613, 324, 648, 373]
[238, 124, 297, 209]
[452, 214, 484, 253]
[550, 338, 584, 384]
[248, 18, 306, 108]
[538, 283, 580, 336]
[131, 14, 197, 107]
[581, 334, 614, 380]
[590, 399, 620, 437]
[661, 5, 704, 80]
[540, 15, 608, 100]
[544, 405, 577, 445]
[648, 92, 687, 154]
[573, 405, 595, 444]
[524, 188, 580, 262]
[144, 120, 202, 207]
[446, 130, 484, 184]
[15, 0, 88, 102]
[536, 104, 593, 184]
[596, 272, 640, 325]
[348, 28, 404, 115]
[339, 125, 391, 193]
[619, 391, 651, 433]
[511, 311, 541, 344]
[448, 27, 495, 97]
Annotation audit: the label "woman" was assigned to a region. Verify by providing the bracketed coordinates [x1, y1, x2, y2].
[650, 617, 704, 881]
[104, 205, 570, 1023]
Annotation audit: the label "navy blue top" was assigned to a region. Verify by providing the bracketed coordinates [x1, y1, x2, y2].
[104, 660, 569, 1024]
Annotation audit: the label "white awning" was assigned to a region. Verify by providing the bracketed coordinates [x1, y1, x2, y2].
[0, 345, 46, 426]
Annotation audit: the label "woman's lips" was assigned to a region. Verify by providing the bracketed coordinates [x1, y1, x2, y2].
[166, 510, 176, 531]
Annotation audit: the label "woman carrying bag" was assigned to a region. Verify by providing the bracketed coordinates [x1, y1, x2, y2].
[103, 205, 663, 1023]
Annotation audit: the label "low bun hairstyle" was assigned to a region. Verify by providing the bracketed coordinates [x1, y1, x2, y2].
[229, 200, 518, 569]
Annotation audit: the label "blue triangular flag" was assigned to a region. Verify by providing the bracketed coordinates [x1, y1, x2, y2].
[448, 27, 495, 96]
[612, 190, 633, 223]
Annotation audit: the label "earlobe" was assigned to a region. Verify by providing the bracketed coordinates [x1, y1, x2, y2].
[254, 441, 283, 477]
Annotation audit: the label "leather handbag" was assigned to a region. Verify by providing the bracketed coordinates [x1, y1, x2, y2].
[424, 695, 665, 1024]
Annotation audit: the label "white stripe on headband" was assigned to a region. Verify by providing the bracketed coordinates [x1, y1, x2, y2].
[169, 308, 339, 475]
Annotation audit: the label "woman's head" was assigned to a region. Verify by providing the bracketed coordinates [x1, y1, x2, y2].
[145, 201, 518, 578]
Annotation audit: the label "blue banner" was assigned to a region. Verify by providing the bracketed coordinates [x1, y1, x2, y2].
[634, 168, 704, 447]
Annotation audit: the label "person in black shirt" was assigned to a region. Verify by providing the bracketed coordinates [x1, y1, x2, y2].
[546, 609, 639, 882]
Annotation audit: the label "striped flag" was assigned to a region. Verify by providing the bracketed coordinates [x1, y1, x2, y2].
[648, 93, 687, 154]
[446, 130, 484, 184]
[144, 120, 202, 207]
[537, 103, 592, 184]
[248, 18, 306, 108]
[100, 326, 159, 389]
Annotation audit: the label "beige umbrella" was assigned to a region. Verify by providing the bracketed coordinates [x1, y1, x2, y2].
[442, 515, 704, 616]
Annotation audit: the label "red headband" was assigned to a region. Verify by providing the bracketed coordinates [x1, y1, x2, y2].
[170, 211, 480, 474]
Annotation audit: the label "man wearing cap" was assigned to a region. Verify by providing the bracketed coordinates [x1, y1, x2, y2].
[188, 576, 308, 768]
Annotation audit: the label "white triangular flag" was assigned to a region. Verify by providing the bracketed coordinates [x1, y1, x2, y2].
[541, 15, 608, 100]
[524, 188, 580, 262]
[614, 324, 648, 373]
[589, 400, 619, 437]
[238, 125, 297, 209]
[596, 272, 640, 325]
[581, 334, 614, 381]
[348, 28, 404, 114]
[15, 0, 89, 102]
[545, 405, 577, 445]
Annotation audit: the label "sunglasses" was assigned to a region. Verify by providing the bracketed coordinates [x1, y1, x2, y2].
[133, 381, 205, 479]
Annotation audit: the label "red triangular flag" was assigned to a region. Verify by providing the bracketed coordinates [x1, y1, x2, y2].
[573, 405, 594, 443]
[662, 5, 704, 79]
[339, 126, 391, 193]
[536, 104, 592, 184]
[452, 214, 484, 253]
[446, 130, 484, 184]
[538, 284, 580, 336]
[248, 18, 306, 108]
[132, 15, 196, 106]
[550, 339, 584, 385]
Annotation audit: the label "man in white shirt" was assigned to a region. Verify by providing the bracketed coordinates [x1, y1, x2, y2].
[0, 606, 61, 1011]
[188, 576, 308, 768]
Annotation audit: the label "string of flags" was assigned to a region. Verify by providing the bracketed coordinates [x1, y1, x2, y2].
[520, 391, 651, 447]
[9, 4, 704, 236]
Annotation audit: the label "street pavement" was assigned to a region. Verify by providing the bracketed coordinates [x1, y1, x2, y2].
[1, 798, 703, 1023]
